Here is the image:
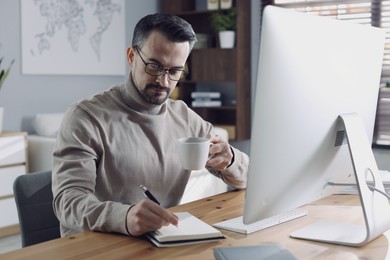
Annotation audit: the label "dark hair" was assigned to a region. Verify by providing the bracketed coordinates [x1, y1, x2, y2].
[132, 13, 197, 50]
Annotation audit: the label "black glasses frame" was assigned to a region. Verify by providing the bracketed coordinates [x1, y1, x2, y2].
[134, 45, 186, 81]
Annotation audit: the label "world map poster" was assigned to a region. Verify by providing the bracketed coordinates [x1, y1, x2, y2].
[21, 0, 126, 75]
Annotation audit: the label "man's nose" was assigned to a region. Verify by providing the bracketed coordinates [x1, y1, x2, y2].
[156, 70, 170, 85]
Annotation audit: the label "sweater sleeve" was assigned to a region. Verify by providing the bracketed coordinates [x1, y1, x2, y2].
[52, 106, 131, 236]
[206, 146, 249, 189]
[185, 105, 249, 190]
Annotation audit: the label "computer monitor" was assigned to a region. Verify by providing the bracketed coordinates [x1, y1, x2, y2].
[244, 6, 390, 246]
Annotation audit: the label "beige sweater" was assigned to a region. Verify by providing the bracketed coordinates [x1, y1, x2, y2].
[52, 75, 249, 236]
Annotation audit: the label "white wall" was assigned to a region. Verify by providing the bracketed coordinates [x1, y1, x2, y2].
[0, 0, 258, 155]
[0, 0, 159, 133]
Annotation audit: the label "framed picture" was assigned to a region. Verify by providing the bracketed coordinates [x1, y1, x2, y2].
[21, 0, 126, 76]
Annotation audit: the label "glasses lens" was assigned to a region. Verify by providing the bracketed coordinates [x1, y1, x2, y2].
[145, 64, 162, 76]
[145, 64, 184, 81]
[168, 69, 184, 81]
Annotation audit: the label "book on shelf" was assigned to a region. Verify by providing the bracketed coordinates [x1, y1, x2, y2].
[192, 100, 222, 107]
[145, 212, 224, 247]
[216, 125, 236, 140]
[191, 92, 221, 99]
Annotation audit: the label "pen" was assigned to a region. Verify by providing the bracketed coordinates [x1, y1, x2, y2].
[140, 185, 179, 228]
[140, 185, 160, 205]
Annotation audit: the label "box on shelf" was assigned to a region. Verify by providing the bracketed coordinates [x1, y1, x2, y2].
[191, 92, 222, 107]
[191, 92, 221, 99]
[220, 0, 232, 9]
[194, 34, 212, 49]
[215, 125, 236, 140]
[196, 0, 208, 11]
[207, 0, 219, 10]
[192, 100, 222, 107]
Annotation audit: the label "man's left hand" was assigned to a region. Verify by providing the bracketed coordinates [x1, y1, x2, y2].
[206, 133, 233, 171]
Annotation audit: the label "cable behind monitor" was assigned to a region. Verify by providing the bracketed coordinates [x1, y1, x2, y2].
[291, 113, 390, 246]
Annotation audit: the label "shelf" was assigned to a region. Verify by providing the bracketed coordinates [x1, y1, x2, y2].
[180, 80, 236, 84]
[191, 106, 236, 110]
[163, 0, 251, 140]
[190, 48, 236, 82]
[192, 47, 236, 51]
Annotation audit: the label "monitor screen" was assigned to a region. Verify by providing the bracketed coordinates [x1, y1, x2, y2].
[244, 6, 385, 225]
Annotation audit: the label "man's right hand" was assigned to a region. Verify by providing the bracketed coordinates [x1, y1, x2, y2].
[126, 199, 179, 236]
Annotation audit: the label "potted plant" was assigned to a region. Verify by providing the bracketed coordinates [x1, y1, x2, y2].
[210, 8, 237, 48]
[0, 57, 15, 90]
[0, 57, 15, 132]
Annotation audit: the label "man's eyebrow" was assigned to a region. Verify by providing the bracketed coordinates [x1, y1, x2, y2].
[148, 58, 161, 64]
[148, 58, 184, 69]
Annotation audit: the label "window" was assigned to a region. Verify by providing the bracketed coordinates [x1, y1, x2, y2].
[263, 0, 390, 83]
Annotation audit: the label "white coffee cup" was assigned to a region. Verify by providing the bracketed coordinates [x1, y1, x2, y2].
[177, 137, 210, 170]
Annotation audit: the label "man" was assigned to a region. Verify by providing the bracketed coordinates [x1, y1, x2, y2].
[52, 13, 249, 237]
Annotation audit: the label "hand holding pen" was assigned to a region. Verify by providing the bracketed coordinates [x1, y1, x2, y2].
[140, 185, 178, 228]
[125, 185, 179, 236]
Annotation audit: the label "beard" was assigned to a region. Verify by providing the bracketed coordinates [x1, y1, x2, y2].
[138, 83, 170, 105]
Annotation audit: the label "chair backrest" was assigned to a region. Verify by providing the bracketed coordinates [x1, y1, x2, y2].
[13, 170, 60, 247]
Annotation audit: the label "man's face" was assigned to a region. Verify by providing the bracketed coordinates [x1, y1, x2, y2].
[127, 31, 190, 105]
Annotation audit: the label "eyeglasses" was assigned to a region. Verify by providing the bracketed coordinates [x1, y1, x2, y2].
[134, 45, 186, 81]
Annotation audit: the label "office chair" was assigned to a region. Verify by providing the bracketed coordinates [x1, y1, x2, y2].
[13, 170, 60, 247]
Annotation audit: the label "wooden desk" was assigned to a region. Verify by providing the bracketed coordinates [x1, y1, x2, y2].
[2, 190, 389, 259]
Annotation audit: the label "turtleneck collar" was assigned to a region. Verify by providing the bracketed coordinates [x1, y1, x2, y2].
[120, 73, 166, 115]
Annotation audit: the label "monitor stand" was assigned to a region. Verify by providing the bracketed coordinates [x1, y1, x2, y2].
[290, 113, 390, 246]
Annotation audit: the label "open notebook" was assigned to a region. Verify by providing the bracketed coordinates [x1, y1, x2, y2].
[145, 212, 224, 247]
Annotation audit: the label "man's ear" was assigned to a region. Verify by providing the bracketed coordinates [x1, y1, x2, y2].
[126, 46, 135, 66]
